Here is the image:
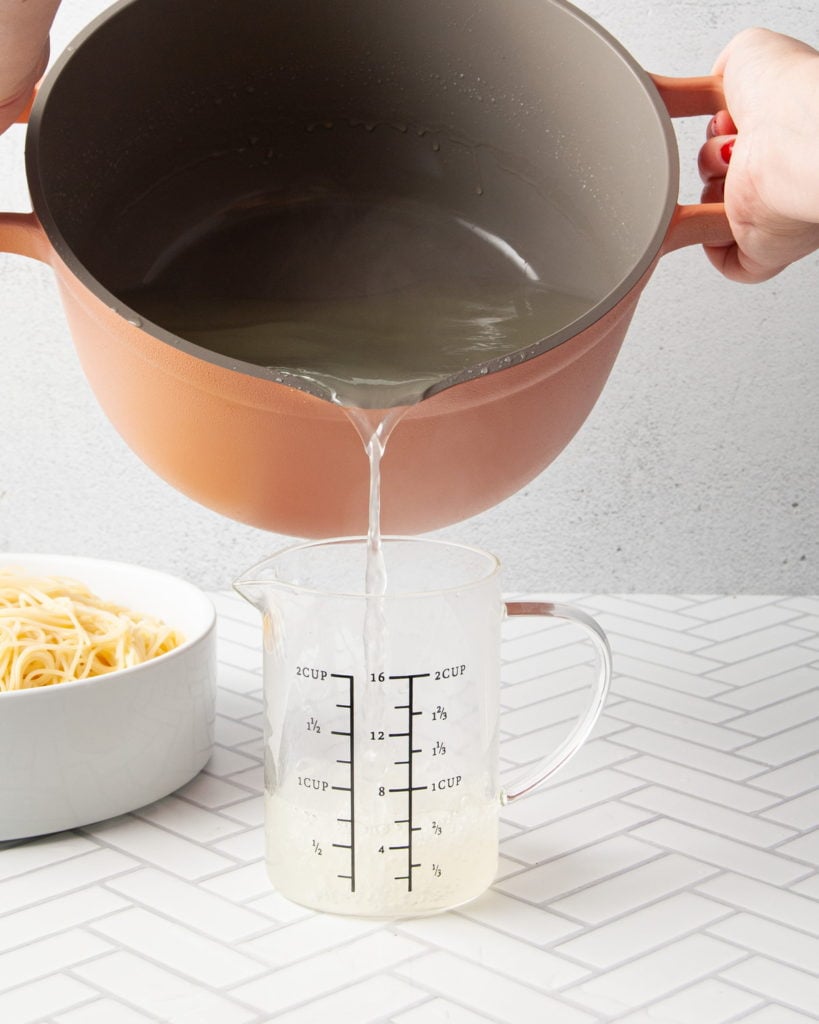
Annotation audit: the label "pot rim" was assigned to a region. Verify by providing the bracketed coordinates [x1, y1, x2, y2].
[25, 0, 678, 407]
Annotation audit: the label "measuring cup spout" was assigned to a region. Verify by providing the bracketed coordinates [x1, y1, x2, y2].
[232, 560, 275, 613]
[232, 578, 264, 612]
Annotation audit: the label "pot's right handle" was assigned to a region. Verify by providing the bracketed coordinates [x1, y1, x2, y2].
[650, 73, 735, 254]
[651, 74, 725, 117]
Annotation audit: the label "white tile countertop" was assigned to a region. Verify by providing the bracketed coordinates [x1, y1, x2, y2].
[1, 593, 818, 1023]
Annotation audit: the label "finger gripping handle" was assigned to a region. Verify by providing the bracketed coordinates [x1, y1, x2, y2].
[500, 601, 612, 804]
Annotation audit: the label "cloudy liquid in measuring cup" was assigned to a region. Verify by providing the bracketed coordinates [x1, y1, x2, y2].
[266, 784, 498, 915]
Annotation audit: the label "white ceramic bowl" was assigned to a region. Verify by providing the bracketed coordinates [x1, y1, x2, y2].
[0, 554, 217, 841]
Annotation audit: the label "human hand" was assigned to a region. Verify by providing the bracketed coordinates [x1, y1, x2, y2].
[698, 28, 819, 283]
[0, 0, 61, 134]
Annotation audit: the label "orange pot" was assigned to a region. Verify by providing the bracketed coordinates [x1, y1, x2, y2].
[0, 0, 731, 537]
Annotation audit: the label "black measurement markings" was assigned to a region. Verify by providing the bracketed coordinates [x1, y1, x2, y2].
[329, 674, 355, 892]
[388, 673, 430, 891]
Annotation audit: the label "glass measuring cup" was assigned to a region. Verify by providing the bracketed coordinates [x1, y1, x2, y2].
[235, 537, 611, 916]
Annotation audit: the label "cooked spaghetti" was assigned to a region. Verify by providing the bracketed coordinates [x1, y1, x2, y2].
[0, 568, 184, 692]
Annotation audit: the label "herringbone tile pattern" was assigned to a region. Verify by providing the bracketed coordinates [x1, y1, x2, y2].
[1, 592, 817, 1023]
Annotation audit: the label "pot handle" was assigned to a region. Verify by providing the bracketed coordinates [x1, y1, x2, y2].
[0, 211, 49, 262]
[1, 69, 49, 262]
[650, 73, 735, 253]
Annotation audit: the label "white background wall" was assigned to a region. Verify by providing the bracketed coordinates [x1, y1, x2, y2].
[0, 0, 817, 593]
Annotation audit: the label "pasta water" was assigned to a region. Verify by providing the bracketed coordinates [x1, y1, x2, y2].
[117, 193, 593, 410]
[265, 779, 498, 916]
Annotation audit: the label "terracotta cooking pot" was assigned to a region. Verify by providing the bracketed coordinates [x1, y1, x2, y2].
[0, 0, 732, 537]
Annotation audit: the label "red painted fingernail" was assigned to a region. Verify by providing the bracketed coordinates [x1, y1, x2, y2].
[721, 139, 735, 164]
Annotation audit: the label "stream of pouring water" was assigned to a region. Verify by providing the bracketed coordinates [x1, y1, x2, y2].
[343, 405, 409, 713]
[344, 406, 409, 594]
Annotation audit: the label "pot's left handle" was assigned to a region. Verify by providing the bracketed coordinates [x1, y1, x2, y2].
[0, 211, 49, 262]
[0, 0, 58, 262]
[650, 73, 735, 253]
[0, 81, 50, 262]
[1, 66, 49, 261]
[0, 81, 49, 262]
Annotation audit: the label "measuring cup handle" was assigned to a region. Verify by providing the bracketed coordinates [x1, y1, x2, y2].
[500, 601, 612, 805]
